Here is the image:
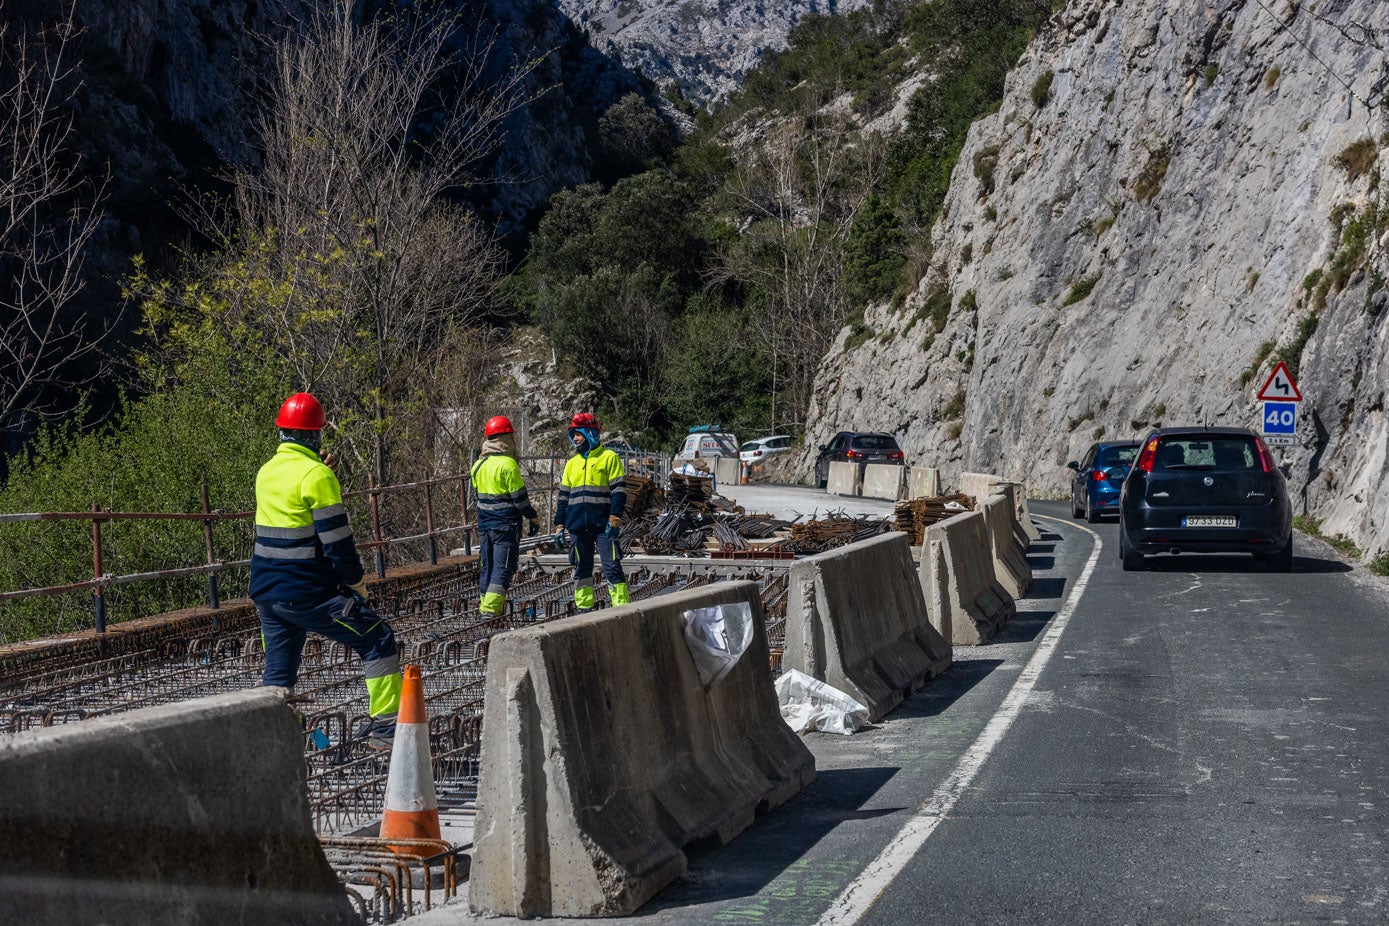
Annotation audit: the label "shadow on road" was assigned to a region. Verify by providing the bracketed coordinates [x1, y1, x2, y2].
[994, 609, 1057, 644]
[649, 766, 902, 908]
[1134, 554, 1351, 574]
[1027, 554, 1056, 570]
[892, 658, 1005, 719]
[1026, 576, 1068, 599]
[1028, 543, 1057, 554]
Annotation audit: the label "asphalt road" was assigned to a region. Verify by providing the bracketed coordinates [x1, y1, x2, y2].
[421, 499, 1389, 925]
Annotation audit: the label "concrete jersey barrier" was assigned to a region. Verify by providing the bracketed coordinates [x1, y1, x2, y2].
[959, 471, 1041, 543]
[0, 688, 355, 926]
[826, 460, 861, 496]
[908, 466, 942, 499]
[470, 581, 815, 917]
[920, 510, 1016, 645]
[714, 455, 741, 487]
[861, 463, 907, 500]
[981, 492, 1032, 599]
[783, 532, 951, 722]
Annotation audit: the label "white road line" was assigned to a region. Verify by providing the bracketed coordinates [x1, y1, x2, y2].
[814, 515, 1103, 926]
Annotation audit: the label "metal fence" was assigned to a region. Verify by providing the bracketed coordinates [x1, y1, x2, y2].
[0, 473, 476, 634]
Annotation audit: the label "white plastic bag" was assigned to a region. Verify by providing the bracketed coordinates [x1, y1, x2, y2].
[682, 602, 755, 688]
[774, 669, 870, 735]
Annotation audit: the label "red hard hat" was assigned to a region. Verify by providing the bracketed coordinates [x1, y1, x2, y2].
[275, 392, 325, 430]
[570, 412, 600, 430]
[485, 415, 515, 438]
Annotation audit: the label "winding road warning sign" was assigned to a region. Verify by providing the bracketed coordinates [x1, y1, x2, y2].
[1256, 361, 1303, 402]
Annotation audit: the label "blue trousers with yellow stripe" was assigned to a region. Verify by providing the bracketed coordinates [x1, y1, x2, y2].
[570, 530, 630, 611]
[257, 595, 402, 718]
[479, 527, 520, 615]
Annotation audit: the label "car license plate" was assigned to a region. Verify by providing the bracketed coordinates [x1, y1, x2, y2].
[1182, 515, 1237, 528]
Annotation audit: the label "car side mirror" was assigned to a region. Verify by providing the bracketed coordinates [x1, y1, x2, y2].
[1279, 465, 1291, 478]
[818, 444, 826, 452]
[1066, 461, 1079, 471]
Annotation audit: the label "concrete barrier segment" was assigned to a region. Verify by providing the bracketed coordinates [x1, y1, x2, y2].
[0, 688, 357, 926]
[921, 511, 1016, 645]
[908, 466, 942, 499]
[783, 532, 951, 722]
[826, 460, 862, 496]
[981, 493, 1032, 599]
[959, 471, 1041, 544]
[714, 456, 741, 487]
[861, 464, 907, 500]
[469, 581, 815, 917]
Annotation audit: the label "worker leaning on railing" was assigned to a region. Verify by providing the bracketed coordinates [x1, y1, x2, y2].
[250, 391, 402, 751]
[553, 412, 630, 613]
[469, 415, 541, 618]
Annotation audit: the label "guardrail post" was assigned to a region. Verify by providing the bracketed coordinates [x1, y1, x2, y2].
[424, 477, 438, 566]
[369, 483, 386, 578]
[463, 454, 475, 557]
[91, 503, 106, 634]
[201, 478, 220, 609]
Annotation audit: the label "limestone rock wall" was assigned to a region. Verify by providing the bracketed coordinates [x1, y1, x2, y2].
[801, 0, 1389, 558]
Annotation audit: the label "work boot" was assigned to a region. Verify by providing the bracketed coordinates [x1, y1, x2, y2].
[354, 714, 397, 751]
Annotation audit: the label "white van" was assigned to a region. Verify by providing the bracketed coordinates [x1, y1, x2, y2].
[675, 428, 739, 461]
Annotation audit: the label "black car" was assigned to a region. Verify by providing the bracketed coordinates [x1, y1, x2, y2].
[1067, 440, 1140, 523]
[814, 431, 904, 487]
[1118, 427, 1292, 572]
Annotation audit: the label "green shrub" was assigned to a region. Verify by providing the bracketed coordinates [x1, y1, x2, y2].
[973, 145, 1002, 196]
[1063, 275, 1101, 306]
[1263, 66, 1280, 90]
[942, 390, 966, 419]
[1370, 552, 1389, 576]
[1133, 144, 1172, 202]
[1336, 138, 1378, 182]
[1031, 70, 1054, 108]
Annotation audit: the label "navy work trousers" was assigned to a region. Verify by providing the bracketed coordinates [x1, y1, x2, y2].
[257, 595, 397, 689]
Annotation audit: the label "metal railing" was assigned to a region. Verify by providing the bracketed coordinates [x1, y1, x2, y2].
[0, 473, 476, 633]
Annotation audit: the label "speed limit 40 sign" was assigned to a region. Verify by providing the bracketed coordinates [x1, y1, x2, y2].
[1262, 402, 1296, 445]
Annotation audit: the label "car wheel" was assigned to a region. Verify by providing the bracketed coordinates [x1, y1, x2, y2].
[1085, 501, 1102, 524]
[1119, 525, 1144, 571]
[1072, 498, 1083, 519]
[1267, 536, 1293, 572]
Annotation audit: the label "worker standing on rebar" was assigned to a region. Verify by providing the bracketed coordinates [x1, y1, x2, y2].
[250, 392, 402, 751]
[553, 412, 630, 612]
[470, 415, 541, 617]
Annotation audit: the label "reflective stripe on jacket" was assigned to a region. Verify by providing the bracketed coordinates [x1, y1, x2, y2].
[553, 445, 626, 533]
[470, 453, 537, 531]
[249, 441, 364, 602]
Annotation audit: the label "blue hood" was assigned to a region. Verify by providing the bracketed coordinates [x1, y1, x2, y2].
[568, 427, 602, 457]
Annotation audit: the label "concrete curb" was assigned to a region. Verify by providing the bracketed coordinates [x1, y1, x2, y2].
[469, 582, 815, 917]
[921, 511, 1016, 646]
[0, 688, 355, 926]
[783, 532, 951, 722]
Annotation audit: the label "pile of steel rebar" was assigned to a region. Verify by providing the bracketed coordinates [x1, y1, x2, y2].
[769, 511, 893, 555]
[891, 493, 975, 545]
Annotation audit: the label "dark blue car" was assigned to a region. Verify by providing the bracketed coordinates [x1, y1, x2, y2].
[1067, 441, 1140, 522]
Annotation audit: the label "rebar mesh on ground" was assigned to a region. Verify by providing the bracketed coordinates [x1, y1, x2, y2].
[0, 560, 788, 837]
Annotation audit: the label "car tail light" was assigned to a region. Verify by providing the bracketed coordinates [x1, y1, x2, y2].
[1136, 437, 1159, 472]
[1092, 470, 1108, 482]
[754, 450, 763, 457]
[888, 451, 904, 460]
[1255, 438, 1276, 473]
[846, 450, 863, 460]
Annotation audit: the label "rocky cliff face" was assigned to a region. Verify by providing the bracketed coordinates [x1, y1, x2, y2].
[559, 0, 870, 104]
[802, 0, 1389, 557]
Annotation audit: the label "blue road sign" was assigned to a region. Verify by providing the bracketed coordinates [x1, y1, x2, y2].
[1262, 402, 1296, 435]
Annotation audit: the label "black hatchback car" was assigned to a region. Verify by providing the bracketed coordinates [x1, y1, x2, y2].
[1118, 427, 1292, 572]
[814, 432, 904, 487]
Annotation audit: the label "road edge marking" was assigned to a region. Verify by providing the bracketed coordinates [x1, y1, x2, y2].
[814, 514, 1103, 926]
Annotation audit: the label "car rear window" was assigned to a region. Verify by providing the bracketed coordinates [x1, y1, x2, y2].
[740, 442, 759, 453]
[1155, 437, 1259, 472]
[851, 435, 899, 450]
[1096, 445, 1138, 467]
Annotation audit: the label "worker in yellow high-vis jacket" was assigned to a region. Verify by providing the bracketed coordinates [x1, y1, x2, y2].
[553, 412, 629, 613]
[250, 392, 403, 751]
[469, 415, 540, 616]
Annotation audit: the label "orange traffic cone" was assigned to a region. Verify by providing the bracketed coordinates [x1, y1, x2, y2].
[380, 664, 441, 851]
